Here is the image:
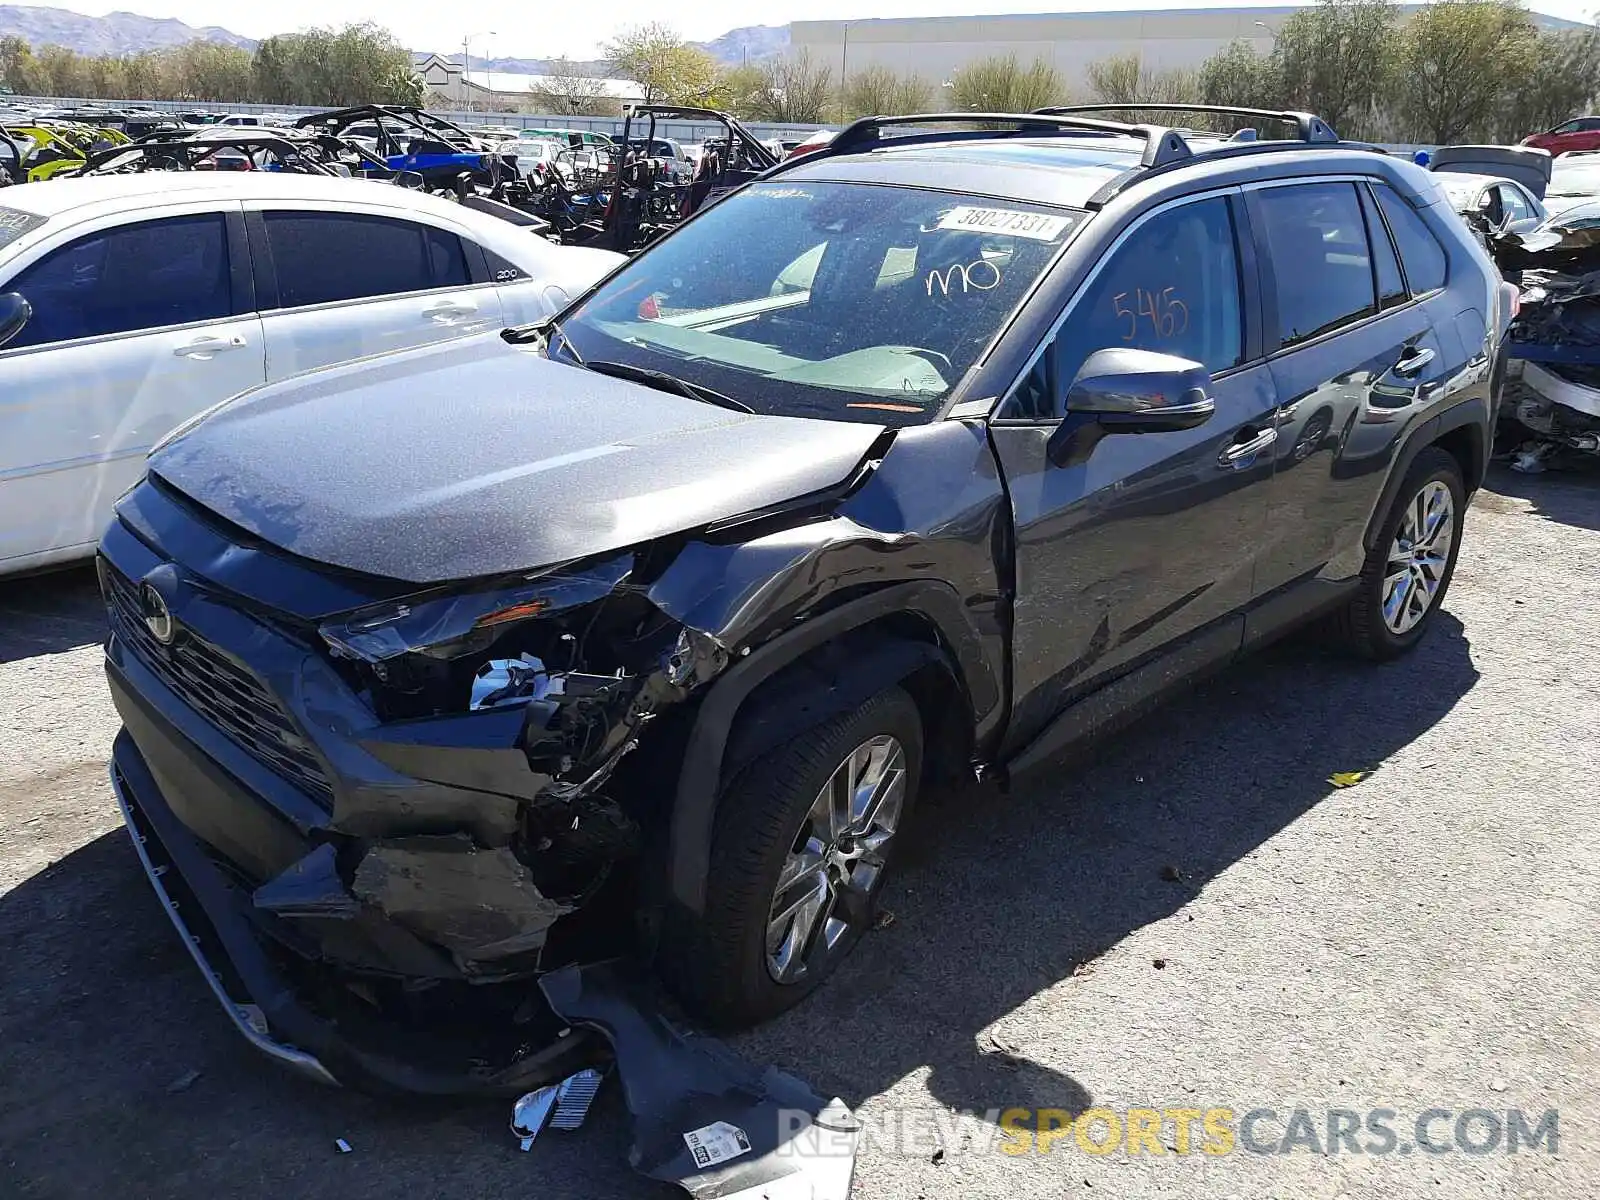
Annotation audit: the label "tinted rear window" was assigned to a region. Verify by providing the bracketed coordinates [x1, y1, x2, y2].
[1375, 185, 1448, 294]
[264, 212, 470, 308]
[1255, 182, 1376, 346]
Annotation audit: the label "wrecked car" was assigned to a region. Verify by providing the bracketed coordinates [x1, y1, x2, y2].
[1480, 199, 1600, 468]
[103, 107, 1503, 1097]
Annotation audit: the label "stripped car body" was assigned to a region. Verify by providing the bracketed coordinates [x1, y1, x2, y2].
[103, 108, 1501, 1096]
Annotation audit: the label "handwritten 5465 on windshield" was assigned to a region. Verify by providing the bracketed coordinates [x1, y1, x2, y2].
[1112, 288, 1190, 341]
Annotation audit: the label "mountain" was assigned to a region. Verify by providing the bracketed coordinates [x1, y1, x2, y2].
[447, 25, 792, 75]
[699, 25, 789, 66]
[0, 4, 255, 54]
[0, 4, 787, 67]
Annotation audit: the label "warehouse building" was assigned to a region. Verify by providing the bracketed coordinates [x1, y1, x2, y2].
[791, 5, 1587, 86]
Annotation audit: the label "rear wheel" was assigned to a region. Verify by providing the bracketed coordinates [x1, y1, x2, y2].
[1330, 445, 1465, 659]
[659, 686, 923, 1027]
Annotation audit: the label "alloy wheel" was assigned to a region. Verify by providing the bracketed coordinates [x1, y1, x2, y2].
[764, 734, 907, 985]
[1383, 479, 1454, 635]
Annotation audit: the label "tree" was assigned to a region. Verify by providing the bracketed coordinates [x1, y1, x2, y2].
[716, 63, 767, 118]
[1387, 0, 1537, 143]
[1084, 53, 1200, 124]
[1197, 39, 1284, 111]
[168, 40, 254, 101]
[842, 65, 930, 118]
[533, 57, 611, 115]
[0, 35, 36, 94]
[604, 23, 719, 104]
[747, 50, 834, 122]
[252, 24, 420, 107]
[1495, 27, 1600, 142]
[1271, 0, 1398, 139]
[949, 54, 1064, 112]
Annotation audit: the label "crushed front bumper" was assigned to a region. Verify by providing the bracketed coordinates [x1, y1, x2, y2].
[110, 726, 601, 1096]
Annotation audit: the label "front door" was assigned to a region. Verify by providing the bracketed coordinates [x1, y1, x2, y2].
[0, 208, 264, 569]
[987, 191, 1280, 751]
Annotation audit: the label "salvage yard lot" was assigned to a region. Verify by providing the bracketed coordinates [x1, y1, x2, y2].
[2, 465, 1598, 1200]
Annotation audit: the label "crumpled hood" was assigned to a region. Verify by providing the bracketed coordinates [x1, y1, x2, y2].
[149, 335, 884, 584]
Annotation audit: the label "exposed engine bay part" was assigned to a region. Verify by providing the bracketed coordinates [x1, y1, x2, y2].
[540, 961, 860, 1200]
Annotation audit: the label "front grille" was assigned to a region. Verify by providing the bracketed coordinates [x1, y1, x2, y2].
[105, 565, 334, 809]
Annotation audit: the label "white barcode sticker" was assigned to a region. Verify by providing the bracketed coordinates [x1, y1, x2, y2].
[936, 206, 1073, 242]
[683, 1120, 752, 1169]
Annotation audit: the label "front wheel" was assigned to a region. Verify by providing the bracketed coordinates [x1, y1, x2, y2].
[659, 686, 923, 1027]
[1330, 445, 1465, 659]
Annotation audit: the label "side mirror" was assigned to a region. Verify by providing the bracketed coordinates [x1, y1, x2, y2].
[395, 170, 425, 190]
[0, 292, 32, 349]
[1047, 347, 1216, 467]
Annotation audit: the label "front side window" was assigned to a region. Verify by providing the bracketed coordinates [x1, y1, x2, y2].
[263, 212, 470, 309]
[1000, 196, 1243, 421]
[4, 213, 230, 350]
[561, 181, 1086, 424]
[1255, 182, 1375, 347]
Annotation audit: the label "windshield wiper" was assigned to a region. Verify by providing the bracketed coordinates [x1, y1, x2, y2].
[582, 360, 754, 414]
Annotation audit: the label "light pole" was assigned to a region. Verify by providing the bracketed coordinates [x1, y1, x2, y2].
[462, 29, 496, 112]
[837, 22, 851, 124]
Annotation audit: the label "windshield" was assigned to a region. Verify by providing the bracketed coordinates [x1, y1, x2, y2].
[561, 181, 1085, 424]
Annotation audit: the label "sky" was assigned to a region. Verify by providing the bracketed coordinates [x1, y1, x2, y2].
[64, 0, 1597, 60]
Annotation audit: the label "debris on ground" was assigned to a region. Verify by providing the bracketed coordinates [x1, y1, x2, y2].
[1159, 864, 1183, 882]
[538, 961, 861, 1199]
[872, 908, 897, 930]
[1328, 771, 1369, 788]
[334, 1138, 352, 1154]
[163, 1069, 201, 1094]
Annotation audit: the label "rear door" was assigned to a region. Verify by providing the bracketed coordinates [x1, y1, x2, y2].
[0, 204, 263, 568]
[1245, 178, 1455, 637]
[987, 190, 1280, 750]
[248, 204, 504, 381]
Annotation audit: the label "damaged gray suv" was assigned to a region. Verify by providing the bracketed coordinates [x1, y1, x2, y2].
[102, 106, 1508, 1096]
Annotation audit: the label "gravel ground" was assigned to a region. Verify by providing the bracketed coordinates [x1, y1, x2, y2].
[2, 465, 1596, 1200]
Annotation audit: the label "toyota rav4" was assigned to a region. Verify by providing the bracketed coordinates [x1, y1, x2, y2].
[100, 106, 1508, 1096]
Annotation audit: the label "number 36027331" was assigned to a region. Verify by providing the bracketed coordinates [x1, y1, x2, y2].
[1112, 287, 1190, 340]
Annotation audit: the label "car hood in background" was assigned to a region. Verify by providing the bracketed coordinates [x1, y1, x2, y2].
[148, 336, 884, 584]
[1431, 144, 1553, 199]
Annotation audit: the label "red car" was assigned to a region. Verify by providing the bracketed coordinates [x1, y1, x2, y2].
[1523, 116, 1600, 156]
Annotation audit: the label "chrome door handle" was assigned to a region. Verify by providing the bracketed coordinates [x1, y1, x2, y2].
[173, 335, 246, 358]
[1218, 426, 1278, 468]
[423, 301, 477, 321]
[1393, 346, 1436, 379]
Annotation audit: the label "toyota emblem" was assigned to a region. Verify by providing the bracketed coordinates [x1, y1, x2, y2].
[140, 582, 175, 645]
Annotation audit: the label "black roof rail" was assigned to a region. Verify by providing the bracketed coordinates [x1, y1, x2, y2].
[1034, 103, 1340, 144]
[796, 111, 1194, 169]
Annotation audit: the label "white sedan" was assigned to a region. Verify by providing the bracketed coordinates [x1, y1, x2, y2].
[0, 172, 622, 576]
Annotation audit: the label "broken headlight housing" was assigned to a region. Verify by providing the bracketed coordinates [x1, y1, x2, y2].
[318, 556, 636, 719]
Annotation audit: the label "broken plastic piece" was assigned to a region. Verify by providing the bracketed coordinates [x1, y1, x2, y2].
[540, 961, 860, 1200]
[252, 844, 359, 919]
[511, 1084, 560, 1151]
[550, 1067, 607, 1130]
[334, 1138, 353, 1154]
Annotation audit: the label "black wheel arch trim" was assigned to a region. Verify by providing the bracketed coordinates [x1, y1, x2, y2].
[1362, 396, 1487, 553]
[666, 581, 989, 915]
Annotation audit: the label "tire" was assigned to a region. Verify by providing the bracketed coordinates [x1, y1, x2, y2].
[659, 686, 923, 1027]
[1329, 445, 1466, 660]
